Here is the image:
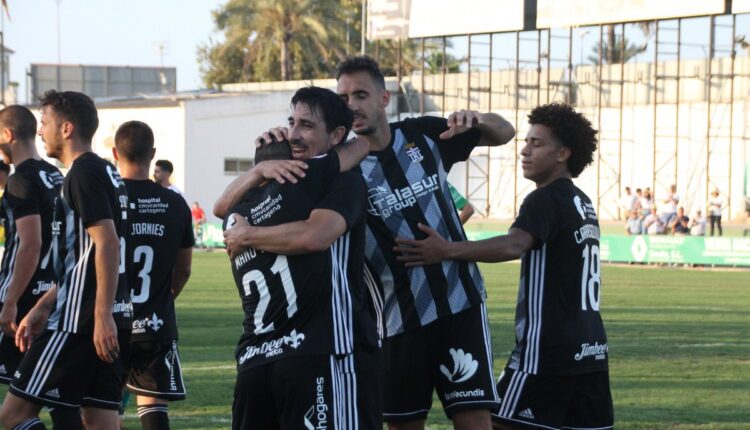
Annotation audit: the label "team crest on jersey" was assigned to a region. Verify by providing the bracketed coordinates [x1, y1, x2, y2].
[405, 142, 424, 163]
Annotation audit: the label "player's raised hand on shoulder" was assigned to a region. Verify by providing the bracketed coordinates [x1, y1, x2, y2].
[394, 223, 453, 266]
[255, 159, 308, 184]
[439, 110, 483, 140]
[254, 127, 290, 148]
[224, 214, 252, 259]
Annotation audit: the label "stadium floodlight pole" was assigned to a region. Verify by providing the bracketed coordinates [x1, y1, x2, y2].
[361, 0, 366, 55]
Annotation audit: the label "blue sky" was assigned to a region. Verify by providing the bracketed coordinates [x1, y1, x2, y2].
[4, 0, 224, 103]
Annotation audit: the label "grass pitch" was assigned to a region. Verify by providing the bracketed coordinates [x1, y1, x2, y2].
[2, 252, 748, 429]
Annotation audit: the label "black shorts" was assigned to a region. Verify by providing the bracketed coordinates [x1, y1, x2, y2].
[382, 303, 498, 422]
[126, 339, 186, 401]
[9, 329, 130, 410]
[0, 331, 23, 384]
[493, 367, 614, 430]
[232, 354, 382, 430]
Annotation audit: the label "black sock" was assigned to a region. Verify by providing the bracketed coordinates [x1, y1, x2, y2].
[48, 406, 83, 430]
[11, 418, 47, 430]
[138, 404, 170, 430]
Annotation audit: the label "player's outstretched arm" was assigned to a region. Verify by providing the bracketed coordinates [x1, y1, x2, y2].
[334, 137, 369, 171]
[87, 219, 121, 364]
[0, 215, 43, 336]
[213, 159, 309, 218]
[394, 224, 535, 266]
[171, 247, 193, 299]
[439, 110, 515, 147]
[223, 209, 347, 257]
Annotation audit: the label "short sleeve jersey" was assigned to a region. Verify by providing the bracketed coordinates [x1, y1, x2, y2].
[508, 178, 609, 375]
[224, 153, 374, 372]
[0, 159, 64, 313]
[357, 116, 485, 337]
[47, 152, 133, 334]
[124, 179, 194, 341]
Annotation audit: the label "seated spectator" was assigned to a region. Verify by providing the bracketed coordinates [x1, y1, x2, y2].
[690, 210, 707, 236]
[625, 209, 643, 235]
[640, 189, 654, 217]
[643, 207, 665, 235]
[671, 207, 690, 235]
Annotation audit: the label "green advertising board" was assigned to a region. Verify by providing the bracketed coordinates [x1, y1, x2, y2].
[203, 222, 750, 267]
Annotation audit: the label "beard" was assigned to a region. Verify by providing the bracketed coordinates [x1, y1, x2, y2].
[353, 124, 376, 136]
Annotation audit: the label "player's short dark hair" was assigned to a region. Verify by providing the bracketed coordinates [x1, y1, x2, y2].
[39, 90, 99, 142]
[155, 159, 174, 173]
[527, 103, 597, 178]
[291, 86, 353, 145]
[115, 121, 154, 163]
[0, 105, 37, 141]
[0, 161, 9, 174]
[254, 138, 292, 164]
[335, 55, 386, 89]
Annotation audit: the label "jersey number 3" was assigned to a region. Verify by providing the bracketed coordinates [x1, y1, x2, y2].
[580, 244, 601, 311]
[242, 255, 297, 334]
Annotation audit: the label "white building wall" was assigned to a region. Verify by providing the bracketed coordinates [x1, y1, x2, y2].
[183, 92, 296, 221]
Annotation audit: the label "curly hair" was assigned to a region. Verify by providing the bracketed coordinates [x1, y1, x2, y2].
[39, 90, 99, 142]
[527, 103, 597, 178]
[335, 55, 386, 89]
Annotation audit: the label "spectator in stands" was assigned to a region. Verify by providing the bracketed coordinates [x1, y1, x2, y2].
[643, 207, 665, 235]
[689, 210, 706, 236]
[625, 209, 643, 235]
[670, 207, 690, 235]
[154, 159, 187, 200]
[640, 188, 654, 217]
[620, 186, 638, 220]
[708, 189, 724, 236]
[660, 184, 679, 225]
[191, 201, 207, 248]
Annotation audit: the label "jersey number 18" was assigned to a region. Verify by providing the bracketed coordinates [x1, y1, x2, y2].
[580, 244, 601, 311]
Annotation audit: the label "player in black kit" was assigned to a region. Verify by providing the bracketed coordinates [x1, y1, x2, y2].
[221, 87, 380, 429]
[394, 103, 613, 430]
[112, 120, 193, 430]
[0, 91, 132, 430]
[0, 106, 64, 382]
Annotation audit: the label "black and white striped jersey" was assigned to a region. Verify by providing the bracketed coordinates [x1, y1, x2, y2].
[508, 178, 609, 375]
[124, 179, 194, 341]
[0, 159, 63, 314]
[224, 154, 377, 372]
[47, 152, 133, 334]
[358, 116, 485, 337]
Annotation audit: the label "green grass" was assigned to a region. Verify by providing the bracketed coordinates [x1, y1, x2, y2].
[2, 253, 749, 429]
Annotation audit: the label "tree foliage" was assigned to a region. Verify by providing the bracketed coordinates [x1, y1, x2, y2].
[198, 0, 367, 86]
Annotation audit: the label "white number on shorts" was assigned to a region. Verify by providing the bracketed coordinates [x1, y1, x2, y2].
[131, 245, 154, 303]
[580, 244, 601, 311]
[241, 255, 297, 334]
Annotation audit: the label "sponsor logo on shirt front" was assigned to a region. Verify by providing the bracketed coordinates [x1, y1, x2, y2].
[574, 342, 608, 361]
[132, 312, 164, 334]
[367, 174, 439, 218]
[237, 329, 306, 364]
[32, 281, 55, 295]
[304, 376, 328, 430]
[573, 195, 598, 221]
